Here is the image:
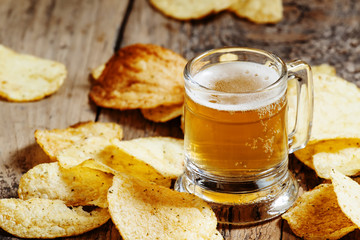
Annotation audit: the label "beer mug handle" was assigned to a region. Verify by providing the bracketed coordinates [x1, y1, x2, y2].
[286, 60, 314, 154]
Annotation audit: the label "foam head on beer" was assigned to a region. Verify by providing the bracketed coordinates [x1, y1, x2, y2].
[187, 61, 283, 111]
[185, 61, 288, 176]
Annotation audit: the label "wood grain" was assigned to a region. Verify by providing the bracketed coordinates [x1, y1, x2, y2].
[1, 0, 360, 239]
[0, 0, 127, 239]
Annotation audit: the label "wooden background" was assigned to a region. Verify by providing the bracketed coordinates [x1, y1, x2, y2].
[1, 0, 360, 239]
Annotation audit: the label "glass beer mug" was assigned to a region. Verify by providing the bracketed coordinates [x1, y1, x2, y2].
[175, 47, 313, 225]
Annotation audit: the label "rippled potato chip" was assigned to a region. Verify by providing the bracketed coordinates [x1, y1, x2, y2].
[150, 0, 233, 20]
[35, 121, 123, 159]
[290, 72, 360, 144]
[331, 170, 360, 228]
[113, 137, 184, 178]
[311, 63, 336, 76]
[56, 136, 113, 168]
[57, 137, 185, 186]
[288, 66, 360, 177]
[56, 137, 180, 187]
[0, 44, 67, 102]
[0, 198, 110, 238]
[141, 103, 183, 122]
[312, 140, 360, 179]
[89, 44, 186, 110]
[229, 0, 283, 24]
[18, 162, 112, 208]
[107, 174, 221, 240]
[282, 184, 357, 240]
[91, 62, 184, 123]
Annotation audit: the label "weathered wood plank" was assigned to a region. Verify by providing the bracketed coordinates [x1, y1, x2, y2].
[0, 0, 128, 239]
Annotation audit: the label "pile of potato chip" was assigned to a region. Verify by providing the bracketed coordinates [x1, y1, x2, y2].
[89, 43, 185, 123]
[0, 44, 67, 102]
[0, 121, 222, 239]
[149, 0, 283, 24]
[282, 65, 360, 239]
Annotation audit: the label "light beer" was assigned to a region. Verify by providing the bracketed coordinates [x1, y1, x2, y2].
[184, 62, 288, 177]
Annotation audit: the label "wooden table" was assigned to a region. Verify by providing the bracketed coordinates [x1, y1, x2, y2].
[1, 0, 359, 239]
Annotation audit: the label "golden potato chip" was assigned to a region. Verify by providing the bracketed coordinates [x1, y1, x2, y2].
[292, 138, 360, 178]
[290, 72, 360, 144]
[331, 170, 360, 227]
[18, 162, 112, 208]
[229, 0, 283, 24]
[141, 103, 183, 122]
[288, 68, 360, 173]
[0, 198, 110, 238]
[91, 62, 184, 123]
[312, 140, 360, 179]
[89, 44, 186, 110]
[0, 44, 67, 102]
[282, 184, 357, 240]
[35, 121, 123, 159]
[107, 174, 221, 240]
[56, 138, 172, 187]
[312, 63, 336, 76]
[56, 136, 113, 167]
[112, 137, 184, 178]
[150, 0, 233, 20]
[82, 146, 172, 187]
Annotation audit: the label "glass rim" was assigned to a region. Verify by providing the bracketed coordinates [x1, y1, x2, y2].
[184, 47, 288, 95]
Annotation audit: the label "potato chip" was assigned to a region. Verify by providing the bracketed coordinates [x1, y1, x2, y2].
[90, 62, 184, 123]
[149, 0, 234, 20]
[331, 170, 360, 227]
[282, 184, 357, 240]
[141, 103, 183, 122]
[288, 67, 360, 174]
[35, 121, 123, 159]
[18, 162, 112, 208]
[0, 198, 110, 238]
[82, 147, 172, 187]
[312, 140, 360, 179]
[107, 174, 221, 240]
[311, 63, 336, 76]
[56, 138, 173, 187]
[290, 72, 360, 144]
[56, 136, 113, 168]
[89, 44, 186, 110]
[229, 0, 283, 24]
[0, 44, 67, 102]
[112, 137, 184, 178]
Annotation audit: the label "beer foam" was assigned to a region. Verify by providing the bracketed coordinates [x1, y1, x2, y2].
[188, 62, 284, 111]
